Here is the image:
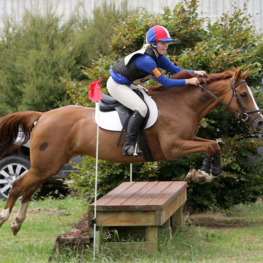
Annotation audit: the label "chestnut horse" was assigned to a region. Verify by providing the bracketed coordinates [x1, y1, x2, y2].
[0, 68, 262, 235]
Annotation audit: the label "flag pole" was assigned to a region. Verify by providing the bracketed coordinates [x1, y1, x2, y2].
[93, 100, 100, 260]
[87, 77, 103, 260]
[130, 163, 132, 182]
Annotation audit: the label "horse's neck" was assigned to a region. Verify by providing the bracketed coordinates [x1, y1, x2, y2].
[152, 79, 230, 121]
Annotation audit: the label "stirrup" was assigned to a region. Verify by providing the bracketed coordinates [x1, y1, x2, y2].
[133, 142, 143, 157]
[122, 142, 143, 157]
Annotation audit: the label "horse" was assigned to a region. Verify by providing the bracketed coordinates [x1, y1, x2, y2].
[0, 68, 262, 235]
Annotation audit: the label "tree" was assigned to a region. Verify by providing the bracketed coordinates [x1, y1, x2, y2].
[0, 0, 134, 115]
[66, 0, 263, 210]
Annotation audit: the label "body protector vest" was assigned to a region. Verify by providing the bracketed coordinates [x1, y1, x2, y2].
[112, 47, 161, 85]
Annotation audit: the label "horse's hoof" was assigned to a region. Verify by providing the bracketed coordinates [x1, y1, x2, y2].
[185, 169, 197, 181]
[184, 172, 191, 181]
[198, 173, 219, 184]
[0, 209, 10, 228]
[198, 176, 207, 184]
[0, 219, 5, 228]
[10, 222, 21, 236]
[212, 167, 221, 176]
[185, 169, 219, 184]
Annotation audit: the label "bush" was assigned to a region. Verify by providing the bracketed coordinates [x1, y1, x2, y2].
[67, 0, 263, 211]
[0, 4, 77, 114]
[0, 0, 133, 115]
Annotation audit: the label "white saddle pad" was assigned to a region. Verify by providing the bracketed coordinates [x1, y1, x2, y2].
[95, 88, 158, 131]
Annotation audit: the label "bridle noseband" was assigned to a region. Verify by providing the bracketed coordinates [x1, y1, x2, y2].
[198, 77, 262, 125]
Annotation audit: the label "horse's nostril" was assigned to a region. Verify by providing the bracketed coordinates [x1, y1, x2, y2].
[258, 121, 263, 127]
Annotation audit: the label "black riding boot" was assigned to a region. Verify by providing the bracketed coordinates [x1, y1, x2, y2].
[122, 110, 144, 156]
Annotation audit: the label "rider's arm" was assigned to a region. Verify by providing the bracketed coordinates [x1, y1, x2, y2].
[152, 71, 186, 87]
[135, 56, 192, 88]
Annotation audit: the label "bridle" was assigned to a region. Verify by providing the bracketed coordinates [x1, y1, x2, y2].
[198, 77, 262, 125]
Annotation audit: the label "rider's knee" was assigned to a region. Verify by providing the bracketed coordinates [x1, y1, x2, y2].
[137, 103, 148, 117]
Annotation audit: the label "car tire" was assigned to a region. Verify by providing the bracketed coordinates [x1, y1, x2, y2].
[0, 155, 30, 201]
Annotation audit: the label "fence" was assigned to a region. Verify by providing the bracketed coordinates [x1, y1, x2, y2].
[0, 0, 262, 32]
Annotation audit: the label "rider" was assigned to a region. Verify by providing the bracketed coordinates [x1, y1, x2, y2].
[107, 25, 206, 156]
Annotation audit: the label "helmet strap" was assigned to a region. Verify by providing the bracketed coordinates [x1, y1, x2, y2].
[151, 43, 161, 57]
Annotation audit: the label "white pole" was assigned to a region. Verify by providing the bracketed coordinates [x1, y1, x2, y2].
[130, 163, 132, 182]
[93, 100, 100, 260]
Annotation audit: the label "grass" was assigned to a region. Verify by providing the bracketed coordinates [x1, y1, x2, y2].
[0, 195, 87, 263]
[0, 196, 263, 262]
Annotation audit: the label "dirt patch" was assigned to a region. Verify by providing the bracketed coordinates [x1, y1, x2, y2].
[187, 216, 248, 228]
[186, 213, 262, 229]
[25, 208, 67, 216]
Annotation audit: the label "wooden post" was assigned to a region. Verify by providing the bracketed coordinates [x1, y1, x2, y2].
[171, 204, 184, 230]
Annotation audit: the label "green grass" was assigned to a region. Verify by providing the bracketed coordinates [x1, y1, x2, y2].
[0, 195, 87, 263]
[0, 197, 263, 262]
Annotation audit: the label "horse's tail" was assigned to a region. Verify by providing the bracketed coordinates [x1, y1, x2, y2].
[0, 111, 43, 157]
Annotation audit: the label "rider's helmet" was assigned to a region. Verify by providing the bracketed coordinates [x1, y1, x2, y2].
[146, 25, 173, 44]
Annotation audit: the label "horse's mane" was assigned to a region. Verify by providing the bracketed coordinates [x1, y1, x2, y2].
[198, 71, 234, 85]
[147, 70, 234, 90]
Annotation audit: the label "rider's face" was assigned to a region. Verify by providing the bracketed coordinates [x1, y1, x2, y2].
[156, 41, 168, 55]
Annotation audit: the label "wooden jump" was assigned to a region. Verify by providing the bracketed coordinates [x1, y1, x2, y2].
[53, 181, 187, 255]
[89, 181, 187, 252]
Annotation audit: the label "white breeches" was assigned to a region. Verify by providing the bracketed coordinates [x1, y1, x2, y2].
[107, 77, 148, 117]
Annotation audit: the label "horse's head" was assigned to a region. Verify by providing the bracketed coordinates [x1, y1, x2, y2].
[226, 68, 263, 132]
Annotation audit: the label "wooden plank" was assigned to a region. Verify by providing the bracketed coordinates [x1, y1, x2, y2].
[95, 211, 156, 226]
[147, 181, 187, 207]
[105, 182, 150, 206]
[131, 181, 173, 206]
[121, 181, 159, 206]
[89, 182, 135, 209]
[91, 182, 187, 212]
[171, 205, 184, 230]
[161, 189, 186, 224]
[146, 226, 158, 242]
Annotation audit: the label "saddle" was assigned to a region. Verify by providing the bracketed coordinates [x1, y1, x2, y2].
[100, 89, 154, 162]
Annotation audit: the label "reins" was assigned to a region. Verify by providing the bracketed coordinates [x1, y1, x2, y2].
[198, 77, 262, 124]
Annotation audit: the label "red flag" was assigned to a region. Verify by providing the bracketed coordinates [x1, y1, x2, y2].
[88, 77, 103, 103]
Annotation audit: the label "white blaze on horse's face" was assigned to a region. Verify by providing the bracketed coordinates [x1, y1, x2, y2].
[245, 84, 263, 132]
[247, 84, 261, 112]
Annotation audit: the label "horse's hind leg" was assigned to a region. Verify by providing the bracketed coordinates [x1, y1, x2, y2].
[10, 182, 43, 235]
[0, 169, 45, 231]
[0, 175, 26, 228]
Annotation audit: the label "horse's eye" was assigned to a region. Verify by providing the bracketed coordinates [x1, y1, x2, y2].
[240, 92, 247, 98]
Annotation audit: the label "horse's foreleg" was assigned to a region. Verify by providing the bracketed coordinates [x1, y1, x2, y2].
[212, 153, 221, 176]
[164, 138, 221, 184]
[194, 137, 222, 176]
[10, 182, 43, 235]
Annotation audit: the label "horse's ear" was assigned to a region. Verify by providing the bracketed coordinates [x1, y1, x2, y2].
[233, 68, 242, 82]
[241, 69, 249, 79]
